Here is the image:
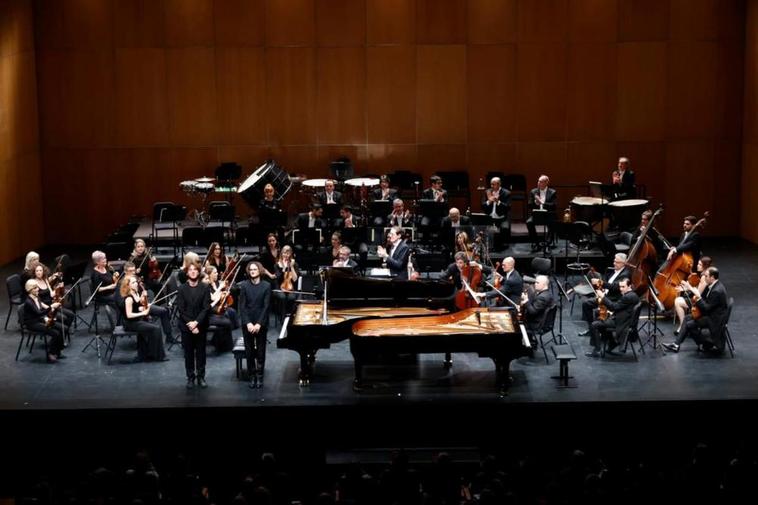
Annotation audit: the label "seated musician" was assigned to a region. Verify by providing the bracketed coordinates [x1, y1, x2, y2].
[666, 215, 702, 267]
[21, 251, 41, 284]
[118, 262, 174, 343]
[489, 256, 522, 305]
[420, 175, 447, 228]
[673, 256, 712, 336]
[371, 175, 397, 202]
[260, 233, 280, 281]
[203, 265, 237, 352]
[317, 179, 342, 207]
[204, 241, 227, 274]
[526, 175, 557, 252]
[273, 245, 300, 320]
[23, 279, 65, 363]
[387, 198, 412, 228]
[339, 205, 359, 228]
[585, 277, 639, 357]
[454, 231, 479, 262]
[482, 177, 511, 248]
[663, 267, 728, 354]
[130, 239, 160, 293]
[29, 260, 74, 332]
[444, 251, 488, 305]
[90, 250, 118, 307]
[616, 156, 636, 196]
[579, 253, 631, 335]
[333, 245, 358, 272]
[608, 170, 632, 201]
[120, 275, 168, 362]
[258, 183, 283, 233]
[325, 231, 343, 263]
[296, 203, 325, 230]
[377, 227, 411, 279]
[441, 207, 470, 229]
[521, 275, 556, 339]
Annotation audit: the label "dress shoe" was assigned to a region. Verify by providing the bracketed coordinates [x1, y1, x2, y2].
[256, 375, 264, 388]
[606, 341, 618, 353]
[186, 378, 195, 389]
[47, 354, 58, 363]
[578, 330, 591, 337]
[158, 357, 170, 362]
[585, 351, 600, 358]
[198, 378, 208, 389]
[57, 353, 67, 359]
[662, 342, 680, 352]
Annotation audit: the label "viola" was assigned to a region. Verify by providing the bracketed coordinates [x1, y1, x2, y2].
[215, 282, 235, 314]
[46, 282, 65, 327]
[280, 262, 295, 292]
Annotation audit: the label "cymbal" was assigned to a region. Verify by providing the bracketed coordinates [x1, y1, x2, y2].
[195, 176, 215, 183]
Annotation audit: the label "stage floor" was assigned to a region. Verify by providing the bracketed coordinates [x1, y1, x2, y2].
[2, 238, 756, 412]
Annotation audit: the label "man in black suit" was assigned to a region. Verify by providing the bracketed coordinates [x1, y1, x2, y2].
[387, 198, 413, 228]
[377, 226, 410, 279]
[666, 215, 702, 267]
[238, 261, 272, 388]
[482, 177, 511, 247]
[521, 275, 555, 337]
[333, 246, 359, 272]
[421, 175, 448, 202]
[579, 253, 632, 332]
[495, 256, 523, 303]
[371, 175, 397, 201]
[608, 170, 632, 201]
[339, 205, 360, 228]
[586, 277, 639, 357]
[317, 179, 342, 207]
[526, 175, 558, 251]
[617, 156, 635, 196]
[440, 207, 470, 229]
[296, 204, 325, 230]
[663, 267, 728, 354]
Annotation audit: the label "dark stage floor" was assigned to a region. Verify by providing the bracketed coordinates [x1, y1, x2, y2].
[1, 238, 756, 412]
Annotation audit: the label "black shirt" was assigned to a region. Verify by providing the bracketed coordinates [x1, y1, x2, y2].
[238, 280, 271, 327]
[90, 269, 115, 300]
[176, 281, 211, 328]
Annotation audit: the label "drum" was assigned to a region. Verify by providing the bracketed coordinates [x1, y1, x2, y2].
[608, 199, 649, 231]
[301, 178, 328, 188]
[195, 182, 215, 193]
[570, 196, 606, 223]
[237, 160, 293, 207]
[195, 176, 215, 183]
[345, 177, 380, 187]
[180, 180, 197, 194]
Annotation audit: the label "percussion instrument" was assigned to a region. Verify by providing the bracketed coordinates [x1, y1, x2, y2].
[345, 177, 380, 187]
[570, 196, 606, 223]
[194, 182, 215, 193]
[608, 199, 649, 231]
[301, 178, 329, 188]
[195, 176, 215, 183]
[180, 180, 197, 194]
[237, 160, 293, 207]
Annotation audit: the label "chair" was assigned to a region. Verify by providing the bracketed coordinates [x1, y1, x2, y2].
[182, 226, 206, 252]
[102, 305, 138, 364]
[536, 304, 559, 364]
[699, 297, 734, 358]
[152, 202, 184, 254]
[602, 302, 644, 361]
[5, 274, 25, 330]
[15, 305, 49, 361]
[531, 257, 552, 276]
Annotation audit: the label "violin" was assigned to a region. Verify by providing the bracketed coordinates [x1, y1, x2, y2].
[46, 282, 65, 327]
[280, 261, 295, 291]
[493, 262, 502, 290]
[584, 273, 608, 321]
[215, 281, 235, 314]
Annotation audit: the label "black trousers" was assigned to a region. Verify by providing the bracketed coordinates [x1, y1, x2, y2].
[148, 304, 172, 340]
[676, 315, 712, 346]
[526, 217, 553, 245]
[590, 318, 616, 352]
[124, 319, 165, 361]
[243, 327, 268, 377]
[180, 327, 207, 379]
[490, 217, 511, 247]
[25, 322, 64, 356]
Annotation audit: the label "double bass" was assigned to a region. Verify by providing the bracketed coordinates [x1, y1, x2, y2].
[624, 206, 663, 297]
[653, 211, 709, 310]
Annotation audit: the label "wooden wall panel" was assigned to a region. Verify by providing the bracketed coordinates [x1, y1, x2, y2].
[567, 43, 616, 140]
[516, 44, 568, 141]
[417, 144, 467, 176]
[467, 143, 517, 174]
[467, 45, 517, 142]
[0, 53, 39, 158]
[215, 47, 267, 145]
[265, 0, 315, 47]
[416, 0, 467, 44]
[664, 142, 714, 231]
[566, 142, 617, 188]
[217, 146, 271, 173]
[214, 0, 265, 47]
[316, 47, 366, 145]
[366, 144, 418, 174]
[266, 47, 317, 145]
[615, 140, 667, 210]
[467, 0, 517, 45]
[316, 0, 366, 47]
[518, 0, 568, 42]
[366, 46, 416, 144]
[317, 144, 368, 173]
[113, 0, 165, 48]
[670, 0, 745, 41]
[742, 144, 758, 242]
[416, 45, 466, 144]
[61, 50, 116, 146]
[742, 0, 758, 243]
[164, 0, 214, 47]
[716, 41, 745, 140]
[366, 0, 415, 45]
[667, 42, 720, 139]
[166, 48, 217, 145]
[1, 0, 35, 56]
[618, 0, 670, 42]
[616, 43, 667, 141]
[268, 145, 319, 176]
[115, 48, 169, 146]
[34, 0, 114, 50]
[568, 0, 617, 42]
[711, 141, 740, 236]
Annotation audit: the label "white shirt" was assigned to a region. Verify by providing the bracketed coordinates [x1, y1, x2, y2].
[326, 191, 335, 204]
[451, 219, 460, 228]
[538, 188, 547, 209]
[308, 214, 315, 228]
[389, 241, 399, 259]
[489, 190, 501, 219]
[608, 267, 623, 286]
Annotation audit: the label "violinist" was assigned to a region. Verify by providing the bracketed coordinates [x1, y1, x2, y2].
[521, 275, 555, 338]
[119, 262, 174, 343]
[326, 232, 343, 263]
[120, 275, 167, 363]
[204, 242, 228, 274]
[204, 265, 239, 348]
[89, 250, 118, 307]
[333, 246, 358, 272]
[482, 177, 511, 248]
[526, 175, 557, 252]
[130, 239, 161, 293]
[585, 277, 639, 358]
[454, 231, 476, 261]
[579, 253, 632, 333]
[239, 261, 272, 388]
[30, 261, 74, 331]
[23, 280, 66, 363]
[673, 256, 712, 336]
[259, 232, 280, 281]
[486, 257, 522, 304]
[377, 227, 411, 279]
[177, 263, 211, 387]
[663, 267, 728, 354]
[666, 215, 702, 267]
[387, 198, 412, 228]
[444, 252, 487, 306]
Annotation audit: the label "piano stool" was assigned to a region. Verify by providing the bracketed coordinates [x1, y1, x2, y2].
[551, 344, 577, 388]
[233, 336, 245, 379]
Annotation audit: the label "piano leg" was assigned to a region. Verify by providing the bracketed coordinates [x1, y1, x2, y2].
[493, 356, 513, 396]
[298, 351, 314, 387]
[443, 352, 453, 369]
[353, 357, 364, 392]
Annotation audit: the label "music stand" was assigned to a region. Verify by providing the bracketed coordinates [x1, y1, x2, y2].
[293, 228, 322, 252]
[639, 275, 665, 351]
[216, 162, 242, 182]
[414, 252, 449, 278]
[369, 200, 391, 222]
[340, 227, 366, 248]
[550, 276, 570, 343]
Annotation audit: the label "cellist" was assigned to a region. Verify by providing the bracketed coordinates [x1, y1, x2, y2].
[444, 252, 487, 309]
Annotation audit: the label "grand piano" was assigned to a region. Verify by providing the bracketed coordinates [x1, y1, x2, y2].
[350, 307, 531, 395]
[277, 268, 457, 385]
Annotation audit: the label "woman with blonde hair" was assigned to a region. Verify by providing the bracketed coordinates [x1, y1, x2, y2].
[23, 279, 65, 363]
[120, 275, 167, 362]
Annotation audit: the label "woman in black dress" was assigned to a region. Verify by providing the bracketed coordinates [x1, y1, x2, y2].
[90, 250, 118, 307]
[204, 242, 227, 275]
[273, 245, 300, 320]
[120, 275, 167, 362]
[203, 265, 238, 352]
[30, 261, 74, 332]
[23, 279, 65, 363]
[259, 232, 280, 281]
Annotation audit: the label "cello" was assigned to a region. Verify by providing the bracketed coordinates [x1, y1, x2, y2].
[653, 211, 709, 310]
[455, 261, 483, 310]
[624, 206, 663, 297]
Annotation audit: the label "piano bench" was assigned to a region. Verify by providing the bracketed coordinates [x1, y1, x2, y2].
[551, 344, 577, 389]
[233, 336, 246, 380]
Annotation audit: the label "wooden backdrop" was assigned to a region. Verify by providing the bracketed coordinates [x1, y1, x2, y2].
[0, 0, 43, 265]
[742, 0, 758, 244]
[30, 0, 747, 245]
